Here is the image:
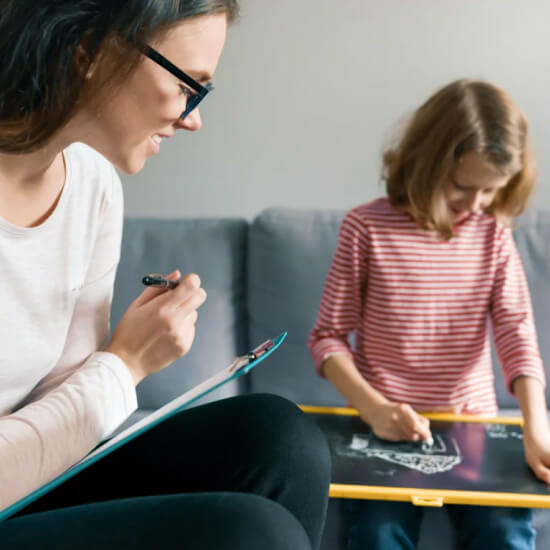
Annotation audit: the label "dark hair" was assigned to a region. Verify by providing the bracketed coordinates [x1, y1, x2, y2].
[0, 0, 239, 153]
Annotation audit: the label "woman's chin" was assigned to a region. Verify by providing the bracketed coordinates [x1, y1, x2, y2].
[115, 150, 148, 175]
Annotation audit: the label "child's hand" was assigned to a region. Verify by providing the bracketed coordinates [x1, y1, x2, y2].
[364, 401, 432, 442]
[523, 429, 550, 485]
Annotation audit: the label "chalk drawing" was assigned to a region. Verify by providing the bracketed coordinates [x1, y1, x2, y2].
[486, 424, 523, 440]
[336, 432, 462, 475]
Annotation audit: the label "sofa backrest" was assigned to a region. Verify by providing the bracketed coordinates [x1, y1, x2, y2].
[111, 218, 249, 411]
[247, 209, 347, 406]
[247, 208, 550, 410]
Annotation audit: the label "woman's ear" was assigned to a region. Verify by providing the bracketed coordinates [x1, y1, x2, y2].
[75, 44, 98, 80]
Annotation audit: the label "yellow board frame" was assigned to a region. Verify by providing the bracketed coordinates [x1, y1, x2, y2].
[300, 405, 550, 508]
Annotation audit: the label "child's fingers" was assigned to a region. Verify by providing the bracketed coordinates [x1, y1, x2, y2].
[531, 460, 550, 485]
[417, 416, 433, 442]
[394, 404, 423, 441]
[399, 404, 432, 442]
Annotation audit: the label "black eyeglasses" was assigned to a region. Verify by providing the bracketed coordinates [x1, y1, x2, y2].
[141, 45, 213, 120]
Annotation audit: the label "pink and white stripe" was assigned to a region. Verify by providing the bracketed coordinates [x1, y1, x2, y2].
[307, 198, 545, 415]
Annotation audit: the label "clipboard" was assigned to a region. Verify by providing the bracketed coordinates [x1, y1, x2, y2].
[0, 332, 287, 522]
[301, 405, 550, 509]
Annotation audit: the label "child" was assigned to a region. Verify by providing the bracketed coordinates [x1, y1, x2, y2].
[308, 79, 550, 550]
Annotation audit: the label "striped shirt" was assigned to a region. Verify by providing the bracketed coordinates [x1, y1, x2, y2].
[307, 198, 545, 415]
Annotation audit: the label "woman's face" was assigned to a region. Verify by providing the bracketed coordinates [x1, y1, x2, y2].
[443, 152, 509, 224]
[83, 13, 228, 174]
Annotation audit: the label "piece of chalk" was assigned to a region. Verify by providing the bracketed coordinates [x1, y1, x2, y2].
[426, 436, 434, 447]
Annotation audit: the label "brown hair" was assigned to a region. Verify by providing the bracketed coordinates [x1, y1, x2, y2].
[383, 79, 536, 239]
[0, 0, 239, 154]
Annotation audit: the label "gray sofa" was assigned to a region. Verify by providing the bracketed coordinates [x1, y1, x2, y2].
[111, 208, 550, 550]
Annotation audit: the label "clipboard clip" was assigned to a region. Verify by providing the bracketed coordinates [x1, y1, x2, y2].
[229, 339, 275, 373]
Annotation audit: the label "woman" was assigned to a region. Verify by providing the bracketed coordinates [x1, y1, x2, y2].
[0, 2, 330, 549]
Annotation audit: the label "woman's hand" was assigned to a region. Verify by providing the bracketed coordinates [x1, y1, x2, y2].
[523, 427, 550, 485]
[361, 401, 432, 443]
[105, 270, 207, 385]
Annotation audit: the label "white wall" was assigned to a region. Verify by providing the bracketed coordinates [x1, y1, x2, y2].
[120, 0, 550, 220]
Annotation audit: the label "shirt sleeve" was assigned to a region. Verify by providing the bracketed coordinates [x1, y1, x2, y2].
[307, 209, 369, 376]
[490, 226, 546, 394]
[0, 167, 137, 512]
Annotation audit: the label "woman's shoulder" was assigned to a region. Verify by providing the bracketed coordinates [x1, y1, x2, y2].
[64, 143, 121, 204]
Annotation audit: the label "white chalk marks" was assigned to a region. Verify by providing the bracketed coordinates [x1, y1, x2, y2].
[336, 432, 462, 475]
[485, 424, 523, 440]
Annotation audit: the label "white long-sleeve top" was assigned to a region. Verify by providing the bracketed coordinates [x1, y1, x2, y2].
[0, 143, 137, 511]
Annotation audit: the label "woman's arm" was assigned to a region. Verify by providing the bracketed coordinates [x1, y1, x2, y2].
[0, 165, 137, 512]
[0, 352, 137, 510]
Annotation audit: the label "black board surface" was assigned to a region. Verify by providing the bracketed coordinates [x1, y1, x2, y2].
[308, 413, 549, 497]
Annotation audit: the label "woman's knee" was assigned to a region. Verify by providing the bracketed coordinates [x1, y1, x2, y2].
[0, 493, 313, 550]
[208, 493, 312, 550]
[243, 393, 331, 477]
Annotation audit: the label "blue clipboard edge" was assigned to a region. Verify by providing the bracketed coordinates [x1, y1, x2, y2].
[301, 405, 550, 509]
[0, 332, 287, 522]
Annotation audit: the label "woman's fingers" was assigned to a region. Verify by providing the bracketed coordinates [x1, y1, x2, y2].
[133, 270, 182, 307]
[155, 273, 205, 310]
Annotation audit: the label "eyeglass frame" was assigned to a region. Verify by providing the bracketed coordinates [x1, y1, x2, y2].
[140, 45, 213, 120]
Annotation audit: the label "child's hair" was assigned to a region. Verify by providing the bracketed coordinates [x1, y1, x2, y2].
[0, 0, 239, 153]
[383, 79, 536, 239]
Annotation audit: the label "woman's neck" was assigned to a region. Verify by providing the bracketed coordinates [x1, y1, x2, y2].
[0, 144, 67, 228]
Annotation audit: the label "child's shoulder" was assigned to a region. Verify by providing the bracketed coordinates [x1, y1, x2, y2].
[345, 197, 407, 227]
[465, 211, 510, 238]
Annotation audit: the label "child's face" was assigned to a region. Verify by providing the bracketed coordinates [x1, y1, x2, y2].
[444, 152, 509, 223]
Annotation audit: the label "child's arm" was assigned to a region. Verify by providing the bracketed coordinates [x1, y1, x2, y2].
[490, 227, 545, 394]
[513, 376, 550, 484]
[323, 354, 432, 443]
[308, 208, 431, 443]
[490, 227, 548, 482]
[307, 209, 367, 372]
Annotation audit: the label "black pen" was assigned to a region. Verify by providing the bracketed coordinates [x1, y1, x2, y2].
[142, 273, 180, 290]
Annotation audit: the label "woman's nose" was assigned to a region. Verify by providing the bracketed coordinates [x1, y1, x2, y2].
[176, 108, 202, 132]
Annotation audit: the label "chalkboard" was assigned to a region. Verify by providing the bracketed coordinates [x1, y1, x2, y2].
[307, 411, 550, 506]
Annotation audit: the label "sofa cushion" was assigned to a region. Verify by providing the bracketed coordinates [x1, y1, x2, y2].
[248, 208, 550, 409]
[247, 208, 347, 405]
[111, 218, 248, 410]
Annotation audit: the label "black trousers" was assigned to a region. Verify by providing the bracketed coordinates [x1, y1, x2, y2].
[0, 394, 331, 550]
